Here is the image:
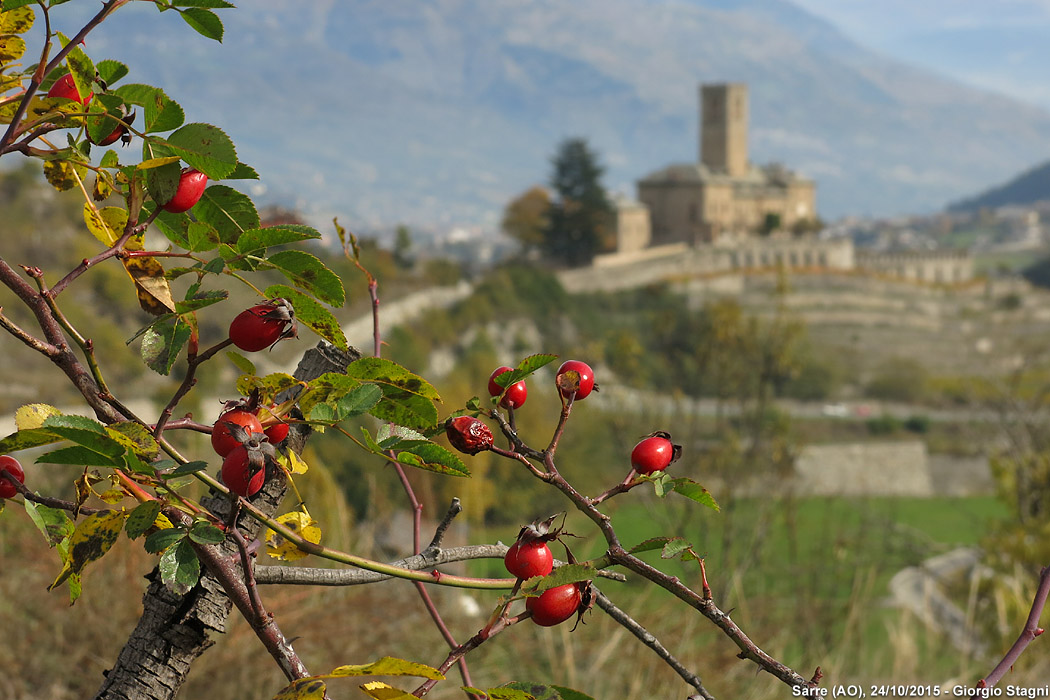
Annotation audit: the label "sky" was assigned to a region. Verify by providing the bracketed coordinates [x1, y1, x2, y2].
[789, 0, 1050, 110]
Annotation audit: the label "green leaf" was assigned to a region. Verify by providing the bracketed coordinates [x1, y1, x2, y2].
[185, 221, 220, 252]
[263, 251, 345, 306]
[58, 32, 94, 101]
[99, 150, 119, 169]
[227, 161, 259, 179]
[344, 358, 440, 431]
[660, 537, 693, 559]
[521, 564, 594, 596]
[463, 688, 534, 700]
[188, 521, 225, 545]
[235, 373, 300, 403]
[159, 538, 201, 591]
[114, 84, 184, 133]
[140, 316, 192, 375]
[669, 478, 720, 511]
[1, 1, 35, 10]
[42, 414, 105, 433]
[396, 443, 469, 477]
[337, 384, 383, 420]
[628, 536, 675, 555]
[180, 7, 223, 41]
[175, 288, 227, 313]
[165, 122, 237, 179]
[236, 225, 322, 255]
[172, 0, 234, 7]
[24, 500, 74, 547]
[107, 422, 159, 460]
[193, 185, 258, 243]
[144, 527, 186, 554]
[142, 151, 181, 210]
[264, 285, 347, 350]
[495, 353, 559, 389]
[167, 460, 209, 477]
[85, 92, 126, 144]
[226, 351, 256, 376]
[0, 427, 64, 454]
[307, 403, 337, 423]
[125, 501, 163, 539]
[359, 427, 385, 454]
[95, 59, 129, 87]
[502, 682, 596, 700]
[37, 445, 123, 468]
[551, 686, 597, 700]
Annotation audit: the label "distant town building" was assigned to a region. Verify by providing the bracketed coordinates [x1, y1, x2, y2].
[633, 83, 817, 245]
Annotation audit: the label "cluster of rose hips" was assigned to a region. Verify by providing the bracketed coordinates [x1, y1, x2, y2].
[504, 523, 588, 628]
[46, 72, 207, 213]
[211, 401, 288, 498]
[447, 359, 681, 476]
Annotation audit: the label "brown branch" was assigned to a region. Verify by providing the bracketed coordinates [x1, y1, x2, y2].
[976, 564, 1050, 690]
[594, 589, 716, 700]
[153, 337, 234, 437]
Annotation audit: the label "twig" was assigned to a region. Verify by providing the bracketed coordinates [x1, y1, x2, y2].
[975, 564, 1050, 690]
[594, 589, 716, 700]
[5, 474, 107, 516]
[229, 527, 268, 624]
[153, 337, 234, 437]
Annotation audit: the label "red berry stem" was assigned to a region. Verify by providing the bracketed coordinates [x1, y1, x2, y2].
[976, 564, 1050, 690]
[153, 336, 234, 438]
[588, 469, 642, 507]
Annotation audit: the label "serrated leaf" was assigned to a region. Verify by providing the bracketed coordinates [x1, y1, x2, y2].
[37, 432, 126, 467]
[670, 478, 720, 511]
[58, 32, 94, 100]
[159, 538, 200, 592]
[328, 658, 442, 680]
[501, 682, 575, 700]
[185, 221, 220, 252]
[137, 156, 183, 170]
[236, 225, 322, 255]
[628, 536, 675, 555]
[106, 422, 159, 460]
[143, 157, 181, 213]
[15, 403, 61, 431]
[24, 500, 74, 547]
[175, 288, 226, 313]
[114, 84, 184, 133]
[95, 59, 128, 87]
[48, 509, 128, 597]
[144, 527, 186, 554]
[359, 427, 385, 454]
[263, 250, 345, 306]
[661, 538, 693, 559]
[235, 372, 300, 403]
[180, 7, 223, 41]
[43, 159, 84, 191]
[0, 427, 63, 454]
[464, 688, 534, 700]
[167, 460, 209, 477]
[172, 0, 234, 6]
[265, 510, 320, 562]
[85, 92, 127, 146]
[226, 161, 258, 179]
[165, 122, 237, 179]
[344, 358, 440, 431]
[272, 679, 328, 700]
[521, 564, 594, 596]
[226, 351, 256, 376]
[188, 521, 225, 545]
[125, 500, 163, 539]
[140, 317, 191, 375]
[99, 150, 119, 168]
[337, 383, 383, 420]
[396, 443, 469, 477]
[0, 5, 33, 33]
[42, 414, 106, 433]
[97, 489, 125, 504]
[277, 450, 309, 475]
[308, 403, 337, 423]
[358, 683, 416, 700]
[264, 285, 347, 350]
[123, 254, 177, 315]
[550, 686, 597, 700]
[0, 32, 25, 62]
[193, 184, 257, 242]
[495, 353, 560, 389]
[82, 204, 127, 246]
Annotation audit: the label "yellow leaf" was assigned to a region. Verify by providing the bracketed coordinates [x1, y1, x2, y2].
[48, 509, 129, 599]
[278, 449, 309, 475]
[329, 658, 443, 680]
[136, 156, 182, 170]
[271, 678, 328, 700]
[154, 513, 173, 530]
[43, 159, 85, 191]
[359, 682, 417, 700]
[0, 35, 26, 63]
[122, 254, 176, 315]
[83, 204, 127, 247]
[265, 510, 321, 562]
[98, 489, 126, 504]
[15, 403, 61, 430]
[0, 6, 35, 35]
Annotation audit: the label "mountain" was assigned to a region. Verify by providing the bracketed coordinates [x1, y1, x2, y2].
[948, 161, 1050, 212]
[49, 0, 1050, 231]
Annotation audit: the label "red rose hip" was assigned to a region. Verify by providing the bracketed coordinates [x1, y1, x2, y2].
[556, 360, 596, 400]
[630, 432, 681, 475]
[221, 445, 265, 497]
[488, 366, 527, 409]
[211, 409, 264, 458]
[0, 455, 25, 499]
[527, 583, 582, 627]
[47, 73, 92, 105]
[229, 298, 297, 352]
[161, 168, 208, 213]
[504, 539, 554, 579]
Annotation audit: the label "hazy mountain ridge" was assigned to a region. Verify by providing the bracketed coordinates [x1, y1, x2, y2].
[53, 0, 1050, 230]
[949, 161, 1050, 213]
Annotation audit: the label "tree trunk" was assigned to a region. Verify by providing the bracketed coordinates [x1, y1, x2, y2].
[95, 342, 359, 700]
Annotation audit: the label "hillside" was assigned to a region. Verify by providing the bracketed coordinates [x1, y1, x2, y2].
[44, 0, 1050, 230]
[948, 160, 1050, 212]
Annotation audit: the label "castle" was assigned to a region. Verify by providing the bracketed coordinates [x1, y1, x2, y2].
[591, 82, 972, 289]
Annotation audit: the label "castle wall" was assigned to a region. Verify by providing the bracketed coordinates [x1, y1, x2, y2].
[637, 180, 706, 245]
[856, 251, 974, 283]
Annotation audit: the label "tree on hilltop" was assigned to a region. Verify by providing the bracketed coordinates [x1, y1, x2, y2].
[543, 138, 614, 268]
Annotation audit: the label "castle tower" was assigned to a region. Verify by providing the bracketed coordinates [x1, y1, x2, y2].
[700, 83, 749, 177]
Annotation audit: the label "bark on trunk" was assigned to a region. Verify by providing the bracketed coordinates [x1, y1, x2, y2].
[94, 342, 359, 700]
